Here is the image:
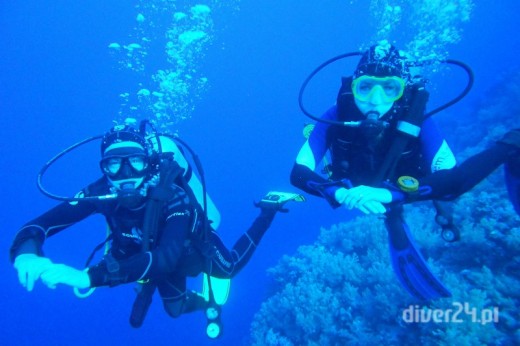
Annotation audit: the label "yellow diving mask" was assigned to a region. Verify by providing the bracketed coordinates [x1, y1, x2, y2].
[351, 75, 406, 103]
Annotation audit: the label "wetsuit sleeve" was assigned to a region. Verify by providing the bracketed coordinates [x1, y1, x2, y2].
[411, 143, 511, 201]
[206, 207, 277, 278]
[290, 164, 330, 196]
[419, 118, 457, 173]
[400, 121, 513, 201]
[290, 106, 341, 207]
[88, 186, 196, 287]
[9, 197, 97, 262]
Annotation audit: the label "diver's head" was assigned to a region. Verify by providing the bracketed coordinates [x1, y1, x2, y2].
[352, 41, 409, 118]
[100, 124, 150, 191]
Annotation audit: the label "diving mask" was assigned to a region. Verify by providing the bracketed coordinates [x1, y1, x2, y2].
[352, 75, 405, 103]
[101, 154, 149, 198]
[100, 154, 148, 177]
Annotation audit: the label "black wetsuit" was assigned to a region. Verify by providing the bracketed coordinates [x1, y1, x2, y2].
[10, 176, 275, 317]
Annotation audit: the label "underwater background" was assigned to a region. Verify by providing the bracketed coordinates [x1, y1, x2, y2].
[1, 0, 519, 345]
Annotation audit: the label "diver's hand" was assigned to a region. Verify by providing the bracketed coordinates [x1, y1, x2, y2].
[40, 264, 91, 290]
[14, 254, 54, 292]
[356, 200, 387, 215]
[335, 186, 391, 214]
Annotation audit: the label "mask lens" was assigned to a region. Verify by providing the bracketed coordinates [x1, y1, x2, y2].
[352, 76, 405, 102]
[128, 155, 146, 172]
[102, 157, 123, 176]
[101, 155, 147, 177]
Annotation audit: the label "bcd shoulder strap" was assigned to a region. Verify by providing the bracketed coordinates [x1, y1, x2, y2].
[130, 157, 185, 328]
[373, 84, 429, 185]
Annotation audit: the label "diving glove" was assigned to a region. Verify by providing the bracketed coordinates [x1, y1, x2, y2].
[255, 191, 306, 212]
[14, 254, 53, 292]
[40, 263, 91, 290]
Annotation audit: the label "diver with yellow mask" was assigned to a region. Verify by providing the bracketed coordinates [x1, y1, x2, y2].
[291, 41, 520, 300]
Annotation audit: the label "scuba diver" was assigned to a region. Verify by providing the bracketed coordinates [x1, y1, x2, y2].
[10, 121, 305, 338]
[290, 41, 520, 300]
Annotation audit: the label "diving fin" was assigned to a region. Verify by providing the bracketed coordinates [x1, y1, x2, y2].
[202, 274, 230, 306]
[505, 161, 520, 216]
[385, 210, 451, 300]
[129, 282, 157, 328]
[255, 191, 306, 211]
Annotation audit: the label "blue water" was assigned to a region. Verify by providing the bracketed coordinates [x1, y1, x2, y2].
[1, 1, 519, 345]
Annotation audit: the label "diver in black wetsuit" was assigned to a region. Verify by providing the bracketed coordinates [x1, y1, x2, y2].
[10, 122, 304, 337]
[290, 41, 520, 300]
